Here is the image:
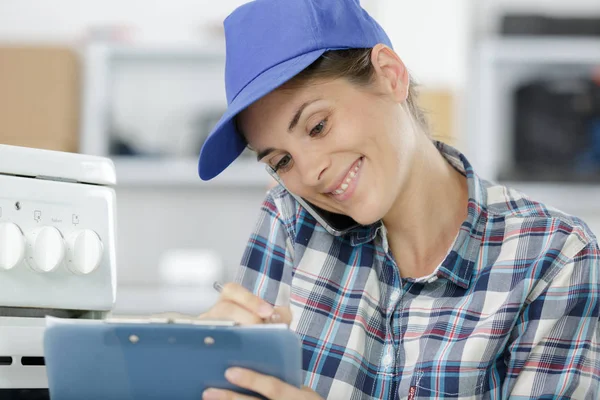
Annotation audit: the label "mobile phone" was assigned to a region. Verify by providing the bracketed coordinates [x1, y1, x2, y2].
[266, 166, 362, 236]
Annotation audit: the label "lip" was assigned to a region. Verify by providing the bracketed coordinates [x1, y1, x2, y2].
[323, 157, 363, 194]
[324, 157, 363, 202]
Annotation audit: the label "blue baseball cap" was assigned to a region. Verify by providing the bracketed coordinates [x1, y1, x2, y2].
[198, 0, 393, 180]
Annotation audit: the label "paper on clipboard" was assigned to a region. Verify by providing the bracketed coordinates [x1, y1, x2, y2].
[244, 323, 288, 329]
[45, 315, 289, 330]
[45, 315, 103, 327]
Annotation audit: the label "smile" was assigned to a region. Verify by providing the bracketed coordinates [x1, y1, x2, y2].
[330, 157, 363, 196]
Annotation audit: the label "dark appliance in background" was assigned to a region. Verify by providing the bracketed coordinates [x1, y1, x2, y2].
[508, 76, 600, 182]
[501, 15, 600, 37]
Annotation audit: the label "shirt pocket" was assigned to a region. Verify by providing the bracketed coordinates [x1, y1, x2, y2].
[409, 367, 487, 399]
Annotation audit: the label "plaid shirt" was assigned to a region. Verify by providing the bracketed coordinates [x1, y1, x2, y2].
[235, 142, 600, 400]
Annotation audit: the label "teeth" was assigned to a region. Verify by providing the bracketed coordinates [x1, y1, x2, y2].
[331, 158, 363, 196]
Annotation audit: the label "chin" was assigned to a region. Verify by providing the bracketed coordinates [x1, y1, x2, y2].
[349, 209, 384, 226]
[344, 191, 388, 226]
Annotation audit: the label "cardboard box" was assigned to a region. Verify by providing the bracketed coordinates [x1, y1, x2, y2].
[0, 46, 80, 152]
[417, 88, 456, 146]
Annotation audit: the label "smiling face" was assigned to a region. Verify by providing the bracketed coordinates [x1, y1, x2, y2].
[237, 46, 422, 226]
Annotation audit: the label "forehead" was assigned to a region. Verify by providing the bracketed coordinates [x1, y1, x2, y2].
[244, 80, 324, 118]
[237, 78, 349, 141]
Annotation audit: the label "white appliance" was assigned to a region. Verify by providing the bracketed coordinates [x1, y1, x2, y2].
[0, 145, 117, 398]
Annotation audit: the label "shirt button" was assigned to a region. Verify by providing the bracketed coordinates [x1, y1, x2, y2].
[390, 291, 400, 302]
[382, 353, 394, 367]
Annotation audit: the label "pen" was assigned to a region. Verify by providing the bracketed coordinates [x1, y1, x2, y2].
[213, 281, 223, 293]
[212, 281, 282, 323]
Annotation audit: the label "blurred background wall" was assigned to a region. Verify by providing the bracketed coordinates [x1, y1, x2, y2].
[1, 0, 599, 315]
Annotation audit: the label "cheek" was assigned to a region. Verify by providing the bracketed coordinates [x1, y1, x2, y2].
[356, 106, 400, 151]
[279, 173, 322, 206]
[375, 111, 416, 168]
[363, 124, 401, 174]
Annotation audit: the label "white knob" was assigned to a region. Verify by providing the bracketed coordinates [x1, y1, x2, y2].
[66, 230, 103, 275]
[26, 226, 65, 273]
[0, 222, 25, 270]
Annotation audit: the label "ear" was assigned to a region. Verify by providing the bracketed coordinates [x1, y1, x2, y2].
[370, 44, 410, 103]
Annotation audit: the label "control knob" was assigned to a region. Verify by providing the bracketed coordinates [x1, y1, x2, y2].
[0, 222, 25, 270]
[66, 229, 103, 275]
[26, 226, 65, 273]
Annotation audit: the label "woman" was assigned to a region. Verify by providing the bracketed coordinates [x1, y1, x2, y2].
[197, 0, 600, 399]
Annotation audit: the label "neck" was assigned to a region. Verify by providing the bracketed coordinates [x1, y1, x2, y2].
[382, 136, 468, 279]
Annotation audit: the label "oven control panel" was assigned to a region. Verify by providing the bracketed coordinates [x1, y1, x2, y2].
[0, 174, 116, 312]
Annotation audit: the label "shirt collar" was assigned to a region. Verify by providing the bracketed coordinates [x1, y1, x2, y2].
[349, 223, 381, 246]
[347, 141, 488, 289]
[434, 141, 488, 289]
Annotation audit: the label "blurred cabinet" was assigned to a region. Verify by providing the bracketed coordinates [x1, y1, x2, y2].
[80, 43, 269, 187]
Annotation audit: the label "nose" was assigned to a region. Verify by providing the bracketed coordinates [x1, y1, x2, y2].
[293, 150, 330, 187]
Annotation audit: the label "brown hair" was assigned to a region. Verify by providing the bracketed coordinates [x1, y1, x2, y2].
[281, 48, 430, 132]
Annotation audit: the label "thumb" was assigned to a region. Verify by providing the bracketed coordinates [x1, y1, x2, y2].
[300, 386, 323, 399]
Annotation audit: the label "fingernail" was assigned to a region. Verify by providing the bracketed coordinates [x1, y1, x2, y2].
[225, 368, 242, 383]
[203, 389, 222, 400]
[258, 303, 273, 318]
[269, 312, 281, 323]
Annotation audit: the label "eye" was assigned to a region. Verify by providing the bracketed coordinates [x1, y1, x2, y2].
[309, 119, 328, 137]
[274, 154, 292, 172]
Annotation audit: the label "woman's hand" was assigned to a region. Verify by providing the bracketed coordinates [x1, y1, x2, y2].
[199, 282, 292, 326]
[202, 368, 322, 400]
[199, 284, 303, 399]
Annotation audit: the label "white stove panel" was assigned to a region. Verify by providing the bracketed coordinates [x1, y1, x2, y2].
[0, 174, 116, 312]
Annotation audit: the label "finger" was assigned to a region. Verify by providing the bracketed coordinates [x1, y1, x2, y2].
[200, 301, 263, 325]
[220, 283, 274, 319]
[202, 388, 259, 400]
[269, 306, 293, 326]
[301, 386, 321, 396]
[225, 368, 298, 400]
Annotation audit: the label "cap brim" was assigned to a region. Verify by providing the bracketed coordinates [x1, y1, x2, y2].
[198, 48, 328, 181]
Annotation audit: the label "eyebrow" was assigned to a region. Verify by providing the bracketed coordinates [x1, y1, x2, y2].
[256, 147, 275, 162]
[256, 98, 322, 162]
[288, 98, 321, 132]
